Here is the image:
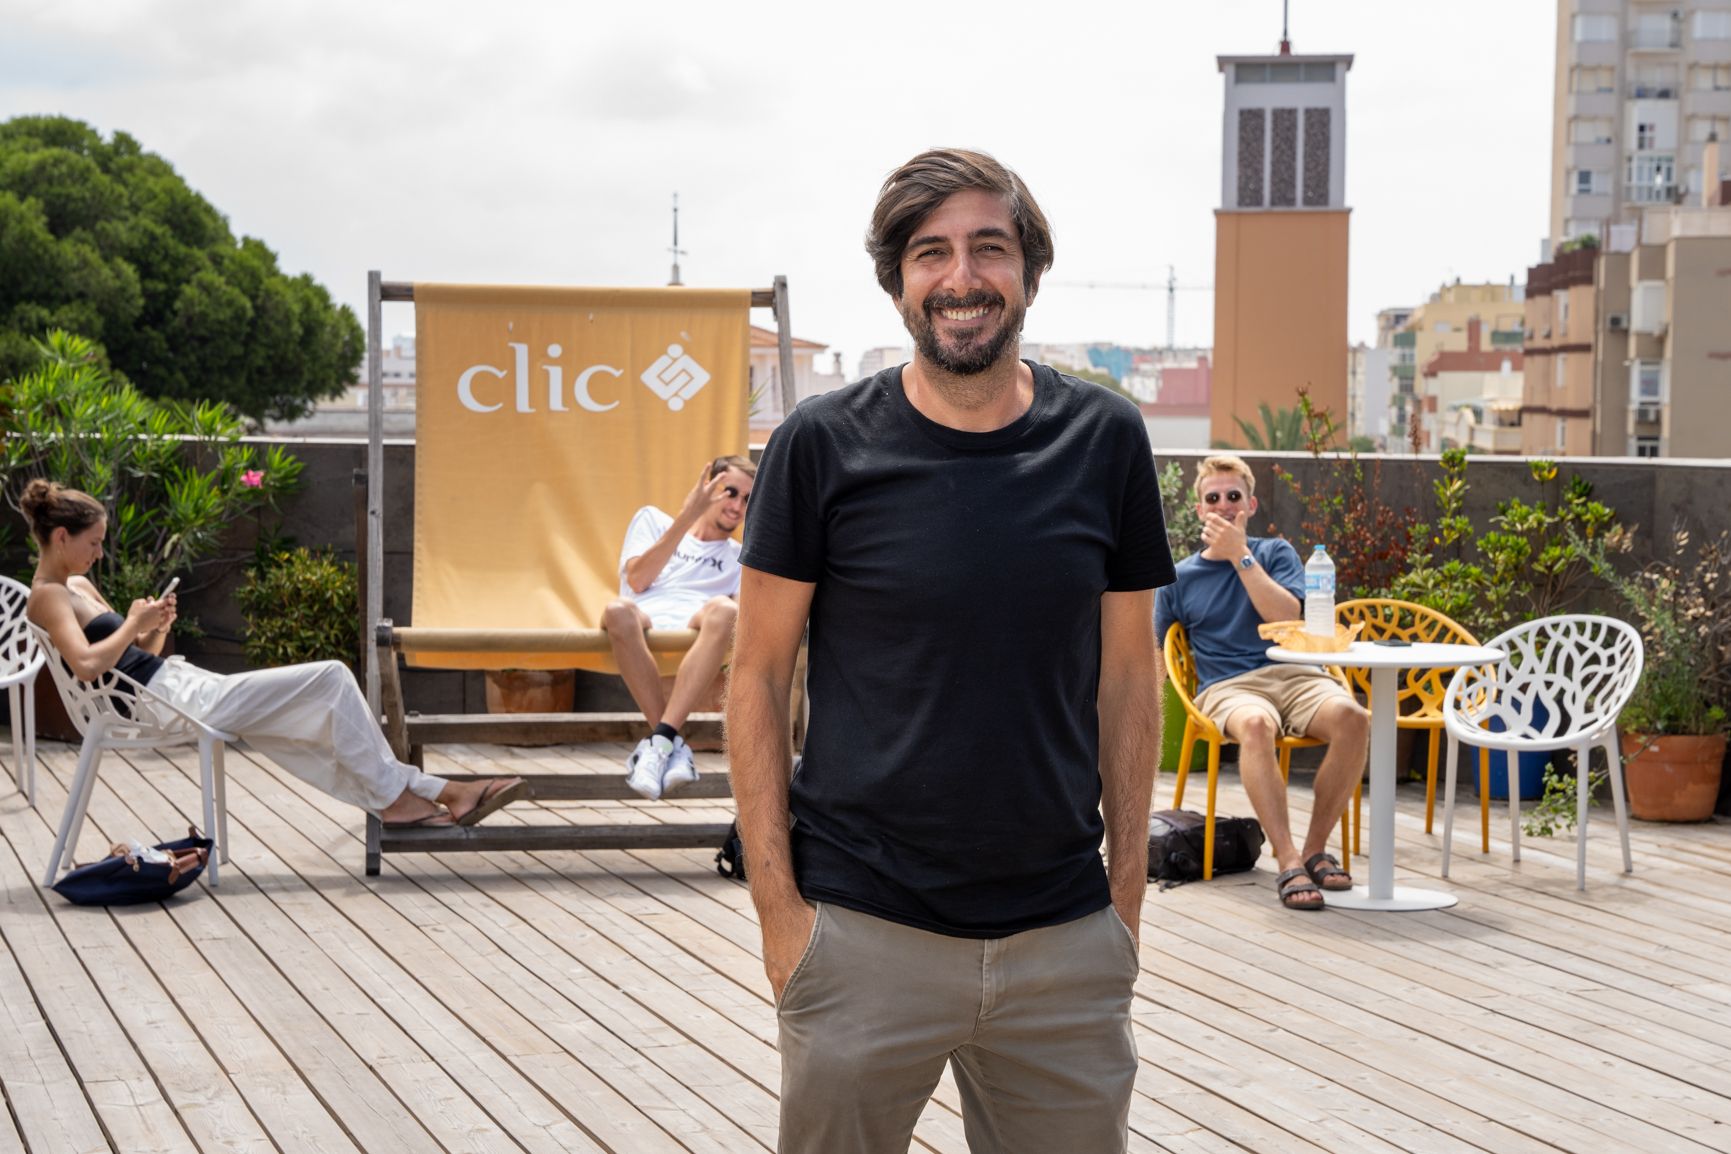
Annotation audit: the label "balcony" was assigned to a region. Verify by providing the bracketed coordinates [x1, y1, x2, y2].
[1629, 27, 1682, 52]
[1467, 423, 1524, 453]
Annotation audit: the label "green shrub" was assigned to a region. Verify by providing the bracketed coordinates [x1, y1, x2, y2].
[1, 329, 301, 625]
[235, 547, 357, 668]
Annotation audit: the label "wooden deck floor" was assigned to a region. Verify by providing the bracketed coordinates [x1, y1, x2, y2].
[2, 736, 1730, 1153]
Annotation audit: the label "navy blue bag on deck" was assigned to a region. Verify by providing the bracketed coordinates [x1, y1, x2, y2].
[50, 828, 214, 906]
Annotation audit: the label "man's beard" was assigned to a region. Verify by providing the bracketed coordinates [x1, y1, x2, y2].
[901, 289, 1025, 377]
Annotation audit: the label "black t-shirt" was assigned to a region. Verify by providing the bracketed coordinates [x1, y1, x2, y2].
[741, 361, 1175, 937]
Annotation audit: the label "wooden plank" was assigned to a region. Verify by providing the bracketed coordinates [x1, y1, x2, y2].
[24, 747, 367, 1154]
[378, 282, 780, 309]
[407, 711, 724, 747]
[380, 822, 734, 856]
[0, 818, 197, 1153]
[396, 626, 703, 654]
[0, 891, 109, 1154]
[219, 743, 789, 1148]
[436, 771, 734, 801]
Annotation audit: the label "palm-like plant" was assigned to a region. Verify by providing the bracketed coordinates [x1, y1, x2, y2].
[1234, 402, 1305, 451]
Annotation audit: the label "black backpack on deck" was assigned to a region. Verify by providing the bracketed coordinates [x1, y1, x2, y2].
[1146, 808, 1265, 888]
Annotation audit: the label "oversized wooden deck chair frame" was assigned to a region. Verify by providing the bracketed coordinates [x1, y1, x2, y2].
[360, 273, 804, 876]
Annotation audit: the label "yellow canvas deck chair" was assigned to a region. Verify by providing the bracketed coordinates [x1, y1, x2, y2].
[361, 275, 800, 875]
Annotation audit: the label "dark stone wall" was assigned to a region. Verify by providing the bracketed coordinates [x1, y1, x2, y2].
[161, 439, 1729, 715]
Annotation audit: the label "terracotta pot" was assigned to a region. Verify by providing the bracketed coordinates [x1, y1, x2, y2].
[1621, 732, 1727, 822]
[484, 669, 575, 715]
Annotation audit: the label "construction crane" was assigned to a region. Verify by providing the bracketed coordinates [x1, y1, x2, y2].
[1050, 266, 1212, 352]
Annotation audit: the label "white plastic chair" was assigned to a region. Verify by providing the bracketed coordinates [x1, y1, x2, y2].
[1440, 614, 1643, 890]
[0, 577, 45, 806]
[28, 622, 235, 889]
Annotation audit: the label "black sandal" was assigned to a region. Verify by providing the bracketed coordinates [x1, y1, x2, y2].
[1276, 867, 1324, 910]
[1304, 852, 1354, 892]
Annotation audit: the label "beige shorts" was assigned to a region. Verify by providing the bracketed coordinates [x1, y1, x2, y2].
[1195, 662, 1351, 738]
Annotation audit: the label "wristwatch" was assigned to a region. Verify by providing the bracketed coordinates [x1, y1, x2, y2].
[1237, 553, 1257, 571]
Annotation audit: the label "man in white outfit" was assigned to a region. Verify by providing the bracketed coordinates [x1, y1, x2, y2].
[604, 455, 754, 798]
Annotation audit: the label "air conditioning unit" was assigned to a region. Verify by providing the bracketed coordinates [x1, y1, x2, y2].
[1608, 313, 1629, 331]
[1636, 403, 1662, 424]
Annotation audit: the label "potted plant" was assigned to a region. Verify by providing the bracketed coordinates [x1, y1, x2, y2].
[1600, 526, 1728, 821]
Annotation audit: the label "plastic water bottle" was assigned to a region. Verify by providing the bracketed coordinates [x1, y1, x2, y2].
[1304, 545, 1336, 637]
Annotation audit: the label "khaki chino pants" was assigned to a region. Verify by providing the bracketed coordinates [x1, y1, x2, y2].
[775, 902, 1140, 1154]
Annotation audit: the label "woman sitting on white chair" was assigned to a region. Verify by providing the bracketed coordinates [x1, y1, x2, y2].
[22, 479, 524, 828]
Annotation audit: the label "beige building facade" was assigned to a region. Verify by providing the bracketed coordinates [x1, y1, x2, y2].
[1395, 283, 1524, 449]
[1522, 246, 1599, 456]
[1593, 204, 1731, 457]
[1550, 0, 1731, 249]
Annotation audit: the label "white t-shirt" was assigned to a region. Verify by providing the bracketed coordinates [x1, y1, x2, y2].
[618, 505, 743, 628]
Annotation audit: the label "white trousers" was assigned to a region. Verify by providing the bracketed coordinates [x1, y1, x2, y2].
[144, 658, 446, 813]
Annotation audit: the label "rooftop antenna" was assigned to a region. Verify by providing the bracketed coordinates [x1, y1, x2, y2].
[1279, 0, 1292, 54]
[1166, 266, 1177, 353]
[668, 192, 686, 286]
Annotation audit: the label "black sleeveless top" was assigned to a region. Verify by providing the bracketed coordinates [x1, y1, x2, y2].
[81, 611, 164, 687]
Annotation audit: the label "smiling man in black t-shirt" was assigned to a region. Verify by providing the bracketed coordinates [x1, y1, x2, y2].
[727, 149, 1175, 1153]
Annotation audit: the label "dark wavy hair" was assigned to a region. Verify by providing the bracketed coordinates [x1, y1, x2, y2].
[865, 148, 1054, 300]
[19, 479, 105, 544]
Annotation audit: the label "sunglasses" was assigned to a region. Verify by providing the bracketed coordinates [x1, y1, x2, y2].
[722, 485, 750, 504]
[1203, 490, 1246, 504]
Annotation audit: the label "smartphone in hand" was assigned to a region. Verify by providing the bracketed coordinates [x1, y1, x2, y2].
[157, 576, 180, 599]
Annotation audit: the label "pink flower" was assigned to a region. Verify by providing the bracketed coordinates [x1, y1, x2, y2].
[241, 470, 264, 488]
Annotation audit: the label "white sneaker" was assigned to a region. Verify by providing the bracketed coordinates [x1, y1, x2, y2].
[625, 737, 667, 800]
[661, 738, 698, 794]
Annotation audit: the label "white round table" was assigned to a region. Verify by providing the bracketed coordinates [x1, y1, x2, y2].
[1267, 640, 1505, 911]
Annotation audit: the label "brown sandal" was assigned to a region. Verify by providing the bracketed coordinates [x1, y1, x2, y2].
[1276, 867, 1324, 910]
[1304, 852, 1354, 892]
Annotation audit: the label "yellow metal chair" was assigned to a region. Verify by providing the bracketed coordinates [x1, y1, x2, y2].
[1163, 623, 1351, 880]
[1335, 598, 1492, 855]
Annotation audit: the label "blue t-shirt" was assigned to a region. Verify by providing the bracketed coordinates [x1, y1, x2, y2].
[1154, 536, 1304, 691]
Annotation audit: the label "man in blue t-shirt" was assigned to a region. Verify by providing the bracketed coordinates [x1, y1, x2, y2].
[728, 148, 1173, 1153]
[1154, 454, 1369, 911]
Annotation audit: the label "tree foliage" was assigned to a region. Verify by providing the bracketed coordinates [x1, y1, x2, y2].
[0, 115, 362, 424]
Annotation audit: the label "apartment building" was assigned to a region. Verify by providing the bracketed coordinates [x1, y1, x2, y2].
[1393, 283, 1525, 449]
[1418, 318, 1525, 453]
[1522, 245, 1599, 456]
[1551, 0, 1731, 247]
[1593, 201, 1731, 457]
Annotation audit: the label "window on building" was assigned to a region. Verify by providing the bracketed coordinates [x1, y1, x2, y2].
[1693, 9, 1731, 40]
[1573, 169, 1613, 195]
[1573, 13, 1616, 41]
[1633, 435, 1661, 457]
[1632, 62, 1680, 92]
[1558, 293, 1571, 336]
[1571, 117, 1615, 144]
[1555, 353, 1567, 390]
[1627, 153, 1677, 201]
[1573, 65, 1617, 93]
[1634, 360, 1663, 401]
[1688, 115, 1730, 142]
[1633, 10, 1681, 49]
[1636, 121, 1658, 150]
[1556, 417, 1568, 450]
[1693, 63, 1731, 90]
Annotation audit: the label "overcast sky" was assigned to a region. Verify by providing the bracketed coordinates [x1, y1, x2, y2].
[3, 0, 1556, 376]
